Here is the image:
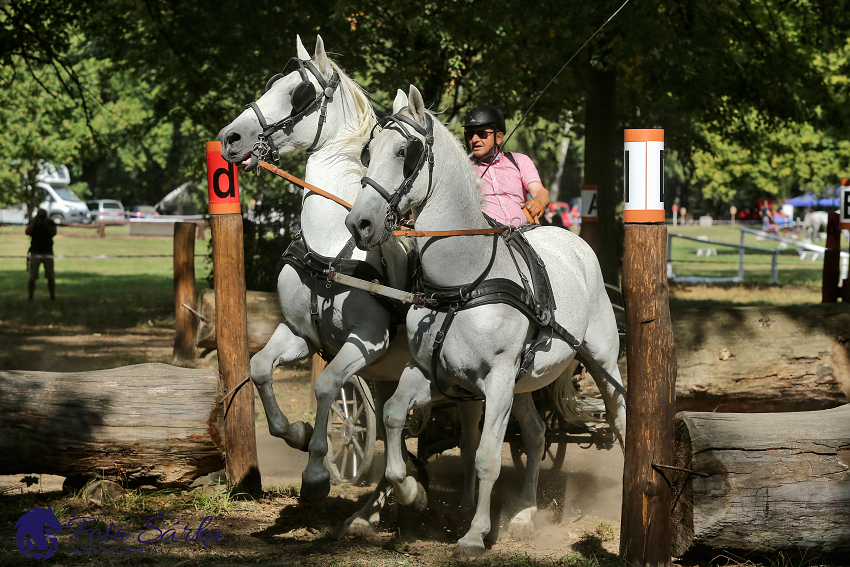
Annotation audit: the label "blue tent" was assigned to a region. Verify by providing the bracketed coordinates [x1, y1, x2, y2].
[784, 194, 818, 207]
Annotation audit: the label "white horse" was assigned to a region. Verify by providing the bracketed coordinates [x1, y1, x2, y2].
[345, 86, 626, 556]
[217, 36, 547, 535]
[802, 210, 829, 242]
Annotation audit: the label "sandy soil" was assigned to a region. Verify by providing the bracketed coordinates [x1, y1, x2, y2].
[0, 324, 626, 565]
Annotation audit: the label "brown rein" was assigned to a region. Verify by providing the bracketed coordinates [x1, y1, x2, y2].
[393, 227, 507, 237]
[259, 160, 353, 210]
[258, 160, 539, 237]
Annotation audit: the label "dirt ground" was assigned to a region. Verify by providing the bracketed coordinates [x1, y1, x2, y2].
[0, 324, 627, 565]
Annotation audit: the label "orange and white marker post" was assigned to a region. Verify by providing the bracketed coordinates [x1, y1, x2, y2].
[623, 129, 665, 224]
[620, 128, 676, 567]
[205, 141, 261, 494]
[579, 184, 599, 251]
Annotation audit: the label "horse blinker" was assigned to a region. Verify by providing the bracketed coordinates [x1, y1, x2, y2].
[404, 139, 424, 178]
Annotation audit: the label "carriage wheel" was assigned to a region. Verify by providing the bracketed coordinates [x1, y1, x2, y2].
[509, 409, 568, 475]
[324, 375, 376, 486]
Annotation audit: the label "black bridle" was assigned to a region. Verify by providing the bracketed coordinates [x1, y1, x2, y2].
[247, 57, 340, 161]
[359, 112, 435, 232]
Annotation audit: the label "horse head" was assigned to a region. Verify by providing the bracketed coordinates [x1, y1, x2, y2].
[218, 34, 344, 170]
[347, 85, 434, 249]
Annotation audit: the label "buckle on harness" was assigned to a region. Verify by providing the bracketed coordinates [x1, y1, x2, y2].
[310, 301, 319, 315]
[434, 330, 445, 344]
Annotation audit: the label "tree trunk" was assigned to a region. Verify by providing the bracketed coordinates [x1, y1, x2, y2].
[616, 304, 850, 412]
[196, 288, 282, 354]
[584, 54, 619, 287]
[672, 405, 850, 558]
[0, 364, 224, 487]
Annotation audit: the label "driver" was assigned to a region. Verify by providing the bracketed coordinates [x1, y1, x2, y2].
[463, 105, 550, 226]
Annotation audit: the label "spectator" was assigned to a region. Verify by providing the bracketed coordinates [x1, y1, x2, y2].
[25, 209, 57, 300]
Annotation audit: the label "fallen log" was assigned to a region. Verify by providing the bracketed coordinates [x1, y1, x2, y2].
[617, 303, 850, 412]
[672, 405, 850, 558]
[0, 363, 224, 487]
[196, 289, 281, 354]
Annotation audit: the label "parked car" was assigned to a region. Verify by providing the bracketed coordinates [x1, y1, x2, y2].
[125, 205, 159, 219]
[86, 199, 126, 222]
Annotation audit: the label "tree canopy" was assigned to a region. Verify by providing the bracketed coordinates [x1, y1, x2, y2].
[2, 0, 848, 221]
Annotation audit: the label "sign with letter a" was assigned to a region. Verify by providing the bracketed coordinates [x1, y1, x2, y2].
[581, 185, 598, 221]
[841, 179, 850, 230]
[206, 141, 241, 215]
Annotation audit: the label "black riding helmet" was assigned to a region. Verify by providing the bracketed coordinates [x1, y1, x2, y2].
[463, 105, 506, 134]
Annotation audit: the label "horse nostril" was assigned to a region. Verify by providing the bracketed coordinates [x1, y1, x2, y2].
[225, 132, 241, 146]
[357, 218, 372, 235]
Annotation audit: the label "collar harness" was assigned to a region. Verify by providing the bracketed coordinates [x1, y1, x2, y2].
[247, 57, 340, 161]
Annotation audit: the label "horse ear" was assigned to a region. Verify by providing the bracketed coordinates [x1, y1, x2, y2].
[392, 90, 408, 115]
[296, 35, 310, 61]
[314, 35, 332, 79]
[407, 85, 426, 123]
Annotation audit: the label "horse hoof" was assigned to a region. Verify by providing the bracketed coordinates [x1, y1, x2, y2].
[508, 520, 534, 540]
[454, 543, 485, 558]
[300, 469, 331, 503]
[343, 516, 375, 537]
[285, 421, 314, 452]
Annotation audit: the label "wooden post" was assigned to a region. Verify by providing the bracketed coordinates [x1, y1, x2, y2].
[311, 354, 326, 411]
[173, 222, 197, 362]
[206, 141, 261, 495]
[822, 212, 841, 303]
[620, 129, 677, 566]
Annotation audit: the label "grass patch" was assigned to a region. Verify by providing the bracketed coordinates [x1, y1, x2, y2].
[667, 223, 825, 289]
[0, 225, 211, 331]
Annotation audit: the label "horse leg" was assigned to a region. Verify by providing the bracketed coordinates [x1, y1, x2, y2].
[344, 380, 398, 535]
[383, 364, 431, 512]
[249, 323, 313, 450]
[302, 338, 385, 503]
[457, 400, 483, 511]
[507, 392, 544, 539]
[456, 374, 515, 557]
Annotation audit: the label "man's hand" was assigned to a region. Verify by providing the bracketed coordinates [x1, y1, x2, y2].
[524, 198, 545, 219]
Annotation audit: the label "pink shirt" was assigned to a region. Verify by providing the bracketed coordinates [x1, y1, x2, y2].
[471, 152, 541, 226]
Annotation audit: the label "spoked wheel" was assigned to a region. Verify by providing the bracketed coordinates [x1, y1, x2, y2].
[510, 408, 568, 475]
[324, 375, 376, 486]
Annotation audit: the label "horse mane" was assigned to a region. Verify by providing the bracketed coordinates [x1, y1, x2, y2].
[321, 60, 377, 159]
[425, 109, 484, 211]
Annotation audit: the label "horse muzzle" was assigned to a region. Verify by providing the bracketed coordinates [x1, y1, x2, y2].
[345, 210, 381, 251]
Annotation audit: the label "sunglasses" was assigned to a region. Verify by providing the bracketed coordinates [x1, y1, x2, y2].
[464, 129, 495, 141]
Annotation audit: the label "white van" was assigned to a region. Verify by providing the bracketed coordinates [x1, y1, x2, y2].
[37, 164, 91, 225]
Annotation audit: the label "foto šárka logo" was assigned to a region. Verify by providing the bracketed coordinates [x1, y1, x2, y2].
[14, 507, 227, 559]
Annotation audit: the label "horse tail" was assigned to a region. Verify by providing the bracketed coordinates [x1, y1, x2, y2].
[550, 361, 581, 420]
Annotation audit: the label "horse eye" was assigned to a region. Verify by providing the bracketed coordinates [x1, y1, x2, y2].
[396, 148, 405, 157]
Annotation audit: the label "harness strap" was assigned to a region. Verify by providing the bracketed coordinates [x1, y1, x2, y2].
[259, 161, 353, 210]
[283, 235, 388, 359]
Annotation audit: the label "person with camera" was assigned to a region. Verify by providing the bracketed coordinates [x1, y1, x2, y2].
[26, 208, 57, 300]
[463, 105, 550, 226]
